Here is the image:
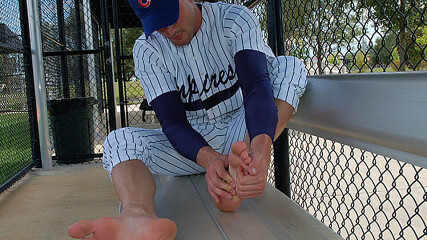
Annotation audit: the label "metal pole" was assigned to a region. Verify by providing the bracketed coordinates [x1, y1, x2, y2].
[27, 0, 53, 170]
[74, 0, 85, 97]
[268, 0, 291, 197]
[20, 0, 41, 168]
[56, 0, 70, 98]
[267, 0, 278, 54]
[100, 0, 117, 131]
[112, 0, 127, 127]
[273, 129, 291, 196]
[83, 0, 101, 139]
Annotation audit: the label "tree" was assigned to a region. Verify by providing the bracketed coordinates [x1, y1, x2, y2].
[414, 26, 427, 70]
[368, 31, 399, 69]
[328, 52, 342, 65]
[282, 0, 362, 74]
[357, 0, 426, 71]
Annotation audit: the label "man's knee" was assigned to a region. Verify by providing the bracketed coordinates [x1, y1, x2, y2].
[104, 127, 134, 149]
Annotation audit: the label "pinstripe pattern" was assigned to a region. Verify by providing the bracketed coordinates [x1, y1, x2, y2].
[102, 108, 247, 176]
[102, 2, 307, 176]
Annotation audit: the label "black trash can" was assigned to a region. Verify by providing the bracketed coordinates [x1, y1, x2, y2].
[48, 97, 97, 164]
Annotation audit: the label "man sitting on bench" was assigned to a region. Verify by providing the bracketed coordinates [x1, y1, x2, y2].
[68, 0, 306, 239]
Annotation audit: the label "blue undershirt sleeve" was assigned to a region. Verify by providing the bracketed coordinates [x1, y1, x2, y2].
[235, 50, 278, 141]
[150, 91, 209, 162]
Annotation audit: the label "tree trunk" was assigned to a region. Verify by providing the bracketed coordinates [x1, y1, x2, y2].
[397, 0, 407, 71]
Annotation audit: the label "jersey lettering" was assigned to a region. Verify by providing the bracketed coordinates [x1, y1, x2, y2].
[178, 64, 236, 104]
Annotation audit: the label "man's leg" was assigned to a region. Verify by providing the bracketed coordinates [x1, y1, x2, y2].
[69, 127, 205, 239]
[68, 160, 177, 240]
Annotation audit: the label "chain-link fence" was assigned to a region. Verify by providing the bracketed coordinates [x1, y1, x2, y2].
[289, 130, 426, 240]
[280, 1, 427, 239]
[282, 0, 427, 75]
[39, 0, 108, 165]
[0, 0, 38, 190]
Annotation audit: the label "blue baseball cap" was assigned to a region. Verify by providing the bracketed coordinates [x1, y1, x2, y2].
[129, 0, 179, 38]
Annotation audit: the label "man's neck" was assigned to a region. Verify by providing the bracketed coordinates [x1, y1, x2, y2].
[193, 2, 203, 35]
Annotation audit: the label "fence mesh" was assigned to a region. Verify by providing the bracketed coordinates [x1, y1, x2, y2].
[279, 1, 427, 239]
[116, 27, 157, 127]
[0, 0, 35, 188]
[282, 0, 427, 75]
[289, 130, 427, 240]
[39, 0, 107, 165]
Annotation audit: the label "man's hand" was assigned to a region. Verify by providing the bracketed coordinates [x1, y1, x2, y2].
[232, 134, 271, 199]
[197, 146, 236, 204]
[235, 150, 269, 198]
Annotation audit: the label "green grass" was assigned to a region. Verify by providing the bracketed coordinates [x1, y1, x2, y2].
[114, 81, 145, 105]
[0, 92, 28, 111]
[102, 81, 146, 106]
[0, 112, 33, 186]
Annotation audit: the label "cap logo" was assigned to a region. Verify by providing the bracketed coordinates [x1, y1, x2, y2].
[138, 0, 151, 8]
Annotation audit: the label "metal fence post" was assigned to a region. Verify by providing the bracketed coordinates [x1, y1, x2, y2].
[56, 0, 70, 98]
[100, 0, 117, 131]
[111, 0, 127, 127]
[20, 0, 41, 168]
[26, 0, 53, 171]
[74, 0, 85, 97]
[267, 0, 291, 197]
[273, 129, 291, 197]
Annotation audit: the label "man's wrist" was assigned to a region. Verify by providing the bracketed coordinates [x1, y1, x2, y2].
[196, 146, 225, 169]
[250, 134, 272, 165]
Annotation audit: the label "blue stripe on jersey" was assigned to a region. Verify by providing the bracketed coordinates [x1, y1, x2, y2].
[183, 82, 239, 111]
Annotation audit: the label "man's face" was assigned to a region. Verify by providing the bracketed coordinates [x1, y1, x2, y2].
[157, 0, 201, 46]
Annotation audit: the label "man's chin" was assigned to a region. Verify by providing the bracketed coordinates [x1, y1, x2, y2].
[171, 35, 192, 46]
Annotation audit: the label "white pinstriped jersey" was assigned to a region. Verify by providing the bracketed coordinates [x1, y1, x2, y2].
[133, 1, 306, 126]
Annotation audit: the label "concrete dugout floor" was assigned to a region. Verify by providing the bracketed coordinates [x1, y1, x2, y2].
[0, 163, 118, 240]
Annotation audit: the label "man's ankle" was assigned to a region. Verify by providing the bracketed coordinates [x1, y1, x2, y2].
[121, 203, 156, 217]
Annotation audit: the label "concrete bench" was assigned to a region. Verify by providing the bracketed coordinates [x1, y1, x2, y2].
[151, 174, 343, 240]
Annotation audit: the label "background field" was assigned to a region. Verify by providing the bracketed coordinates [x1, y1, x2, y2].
[0, 112, 33, 186]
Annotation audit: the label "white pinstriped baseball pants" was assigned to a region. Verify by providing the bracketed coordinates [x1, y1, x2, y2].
[102, 107, 247, 177]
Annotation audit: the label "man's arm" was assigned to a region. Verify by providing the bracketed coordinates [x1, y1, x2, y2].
[274, 99, 294, 140]
[235, 100, 294, 198]
[150, 91, 236, 203]
[231, 49, 277, 198]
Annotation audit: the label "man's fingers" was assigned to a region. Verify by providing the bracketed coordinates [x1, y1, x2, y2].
[209, 172, 233, 192]
[206, 170, 234, 201]
[216, 168, 235, 188]
[211, 185, 233, 200]
[238, 171, 266, 185]
[237, 182, 265, 192]
[208, 189, 220, 203]
[239, 192, 262, 199]
[248, 157, 261, 175]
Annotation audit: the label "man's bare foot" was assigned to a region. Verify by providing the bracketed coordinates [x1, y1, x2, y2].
[68, 208, 177, 240]
[214, 141, 251, 212]
[229, 141, 252, 172]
